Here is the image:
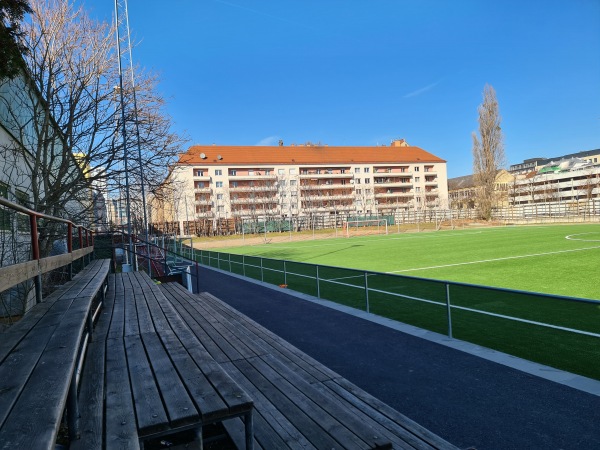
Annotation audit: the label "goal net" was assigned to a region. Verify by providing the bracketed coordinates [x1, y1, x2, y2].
[344, 219, 388, 238]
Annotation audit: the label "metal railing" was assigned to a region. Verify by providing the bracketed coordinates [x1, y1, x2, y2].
[0, 196, 95, 314]
[177, 243, 600, 381]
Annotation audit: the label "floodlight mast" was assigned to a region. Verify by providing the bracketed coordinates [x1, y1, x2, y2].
[114, 0, 133, 268]
[123, 0, 151, 274]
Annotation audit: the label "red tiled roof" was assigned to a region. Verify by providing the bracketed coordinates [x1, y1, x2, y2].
[177, 145, 446, 165]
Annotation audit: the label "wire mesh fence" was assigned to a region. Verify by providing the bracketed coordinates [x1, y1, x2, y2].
[171, 241, 600, 380]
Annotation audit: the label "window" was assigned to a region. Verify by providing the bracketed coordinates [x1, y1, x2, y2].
[416, 187, 421, 193]
[194, 169, 204, 176]
[279, 180, 287, 187]
[265, 169, 271, 175]
[366, 189, 371, 195]
[364, 168, 370, 173]
[195, 181, 205, 188]
[15, 190, 30, 229]
[289, 168, 296, 175]
[231, 181, 238, 188]
[355, 178, 361, 184]
[414, 166, 420, 172]
[217, 194, 223, 200]
[278, 169, 285, 175]
[365, 178, 370, 184]
[341, 169, 346, 174]
[301, 169, 308, 175]
[229, 170, 236, 176]
[215, 169, 222, 176]
[355, 168, 360, 173]
[415, 177, 420, 182]
[290, 180, 297, 186]
[356, 189, 362, 195]
[341, 179, 346, 185]
[216, 181, 223, 188]
[217, 205, 224, 212]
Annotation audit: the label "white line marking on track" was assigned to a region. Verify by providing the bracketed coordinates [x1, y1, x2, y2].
[566, 232, 600, 242]
[386, 245, 600, 273]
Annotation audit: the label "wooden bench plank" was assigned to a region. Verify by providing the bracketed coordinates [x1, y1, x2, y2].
[71, 340, 106, 450]
[105, 337, 140, 450]
[0, 296, 93, 449]
[125, 334, 170, 435]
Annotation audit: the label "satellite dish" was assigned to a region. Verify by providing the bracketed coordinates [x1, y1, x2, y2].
[217, 155, 223, 160]
[200, 152, 206, 159]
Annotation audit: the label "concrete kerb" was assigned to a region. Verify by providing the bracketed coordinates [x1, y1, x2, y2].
[197, 263, 600, 397]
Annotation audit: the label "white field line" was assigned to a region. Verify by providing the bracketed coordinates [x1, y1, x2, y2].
[208, 257, 600, 339]
[387, 245, 600, 274]
[566, 232, 600, 242]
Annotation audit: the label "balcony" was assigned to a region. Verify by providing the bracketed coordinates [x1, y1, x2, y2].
[193, 174, 211, 181]
[229, 173, 277, 181]
[375, 191, 413, 198]
[300, 184, 352, 191]
[195, 198, 211, 205]
[194, 187, 211, 193]
[299, 172, 354, 179]
[376, 202, 410, 209]
[230, 197, 278, 205]
[373, 179, 413, 188]
[301, 193, 354, 201]
[229, 185, 278, 193]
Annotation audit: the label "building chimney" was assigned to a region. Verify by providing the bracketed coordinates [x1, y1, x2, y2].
[279, 139, 284, 146]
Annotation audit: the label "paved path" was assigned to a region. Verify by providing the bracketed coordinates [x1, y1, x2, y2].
[195, 266, 600, 450]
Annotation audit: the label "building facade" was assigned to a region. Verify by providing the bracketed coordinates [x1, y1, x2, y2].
[153, 140, 448, 233]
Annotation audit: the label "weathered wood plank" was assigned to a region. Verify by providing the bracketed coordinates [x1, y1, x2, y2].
[0, 259, 39, 293]
[71, 340, 106, 450]
[124, 335, 169, 435]
[38, 253, 73, 274]
[105, 337, 140, 449]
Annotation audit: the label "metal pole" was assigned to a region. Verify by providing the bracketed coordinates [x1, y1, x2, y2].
[260, 257, 264, 282]
[67, 222, 73, 280]
[195, 260, 200, 294]
[228, 253, 232, 272]
[283, 260, 287, 286]
[30, 214, 42, 304]
[243, 254, 246, 277]
[114, 0, 134, 268]
[364, 272, 370, 313]
[446, 283, 453, 338]
[123, 0, 151, 274]
[316, 265, 320, 298]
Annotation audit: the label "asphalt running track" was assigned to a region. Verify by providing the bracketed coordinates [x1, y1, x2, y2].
[193, 266, 600, 449]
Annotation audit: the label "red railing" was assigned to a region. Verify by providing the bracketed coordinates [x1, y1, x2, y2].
[0, 196, 95, 308]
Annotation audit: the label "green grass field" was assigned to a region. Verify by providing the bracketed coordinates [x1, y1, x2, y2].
[213, 223, 600, 300]
[189, 223, 600, 380]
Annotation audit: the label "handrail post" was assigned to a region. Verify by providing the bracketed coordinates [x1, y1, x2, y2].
[30, 214, 42, 304]
[446, 283, 453, 338]
[67, 223, 73, 280]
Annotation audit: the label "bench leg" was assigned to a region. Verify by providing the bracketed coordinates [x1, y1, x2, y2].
[195, 426, 203, 450]
[245, 411, 254, 450]
[87, 310, 94, 343]
[67, 374, 80, 440]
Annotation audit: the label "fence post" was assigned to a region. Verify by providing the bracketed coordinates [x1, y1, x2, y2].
[446, 283, 453, 338]
[195, 260, 200, 294]
[364, 272, 370, 313]
[67, 223, 73, 281]
[228, 253, 232, 272]
[284, 260, 287, 286]
[30, 214, 42, 304]
[218, 253, 221, 270]
[260, 257, 264, 282]
[316, 265, 320, 298]
[243, 254, 246, 277]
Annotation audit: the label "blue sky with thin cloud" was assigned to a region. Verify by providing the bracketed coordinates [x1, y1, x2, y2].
[84, 0, 600, 177]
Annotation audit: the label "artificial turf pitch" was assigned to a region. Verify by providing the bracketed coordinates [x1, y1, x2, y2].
[197, 223, 600, 380]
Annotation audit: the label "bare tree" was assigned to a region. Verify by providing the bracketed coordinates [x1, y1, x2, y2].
[472, 84, 505, 220]
[0, 0, 186, 256]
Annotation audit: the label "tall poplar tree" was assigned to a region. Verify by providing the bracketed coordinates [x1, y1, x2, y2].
[472, 84, 505, 220]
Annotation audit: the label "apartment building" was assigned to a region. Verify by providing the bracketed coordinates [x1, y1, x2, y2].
[154, 140, 448, 232]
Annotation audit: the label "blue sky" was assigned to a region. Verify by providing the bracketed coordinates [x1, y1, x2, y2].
[84, 0, 599, 178]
